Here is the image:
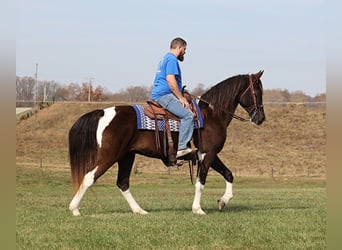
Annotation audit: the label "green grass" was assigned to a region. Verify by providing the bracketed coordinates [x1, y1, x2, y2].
[16, 165, 326, 250]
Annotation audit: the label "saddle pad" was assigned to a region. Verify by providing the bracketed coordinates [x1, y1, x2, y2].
[133, 100, 203, 131]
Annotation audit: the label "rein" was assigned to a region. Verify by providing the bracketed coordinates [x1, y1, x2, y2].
[188, 93, 250, 122]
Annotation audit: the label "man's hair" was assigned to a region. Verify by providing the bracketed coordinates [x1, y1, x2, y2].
[170, 37, 187, 49]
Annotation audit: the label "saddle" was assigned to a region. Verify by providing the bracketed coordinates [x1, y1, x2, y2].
[144, 92, 199, 166]
[144, 100, 180, 121]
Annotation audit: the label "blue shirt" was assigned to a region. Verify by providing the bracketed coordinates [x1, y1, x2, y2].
[151, 52, 182, 100]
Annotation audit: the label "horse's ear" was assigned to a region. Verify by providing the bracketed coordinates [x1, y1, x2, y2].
[252, 70, 264, 81]
[258, 70, 264, 78]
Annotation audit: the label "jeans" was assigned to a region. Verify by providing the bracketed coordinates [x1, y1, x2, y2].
[156, 93, 194, 150]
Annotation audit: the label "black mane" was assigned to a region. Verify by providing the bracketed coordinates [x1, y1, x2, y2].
[201, 74, 249, 115]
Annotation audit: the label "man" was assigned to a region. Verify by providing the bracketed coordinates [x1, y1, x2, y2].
[151, 37, 195, 158]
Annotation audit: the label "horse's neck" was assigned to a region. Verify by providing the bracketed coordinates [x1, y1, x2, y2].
[200, 98, 238, 128]
[201, 78, 246, 126]
[224, 102, 239, 127]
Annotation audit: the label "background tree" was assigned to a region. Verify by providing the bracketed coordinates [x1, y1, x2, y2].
[36, 80, 61, 102]
[122, 85, 150, 102]
[16, 76, 35, 105]
[75, 82, 92, 101]
[290, 90, 311, 102]
[92, 85, 111, 101]
[16, 75, 326, 104]
[313, 93, 326, 102]
[54, 83, 81, 101]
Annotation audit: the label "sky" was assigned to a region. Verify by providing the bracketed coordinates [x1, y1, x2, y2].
[16, 0, 326, 97]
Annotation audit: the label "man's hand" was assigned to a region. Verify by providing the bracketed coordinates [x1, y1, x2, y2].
[166, 74, 190, 109]
[179, 96, 190, 109]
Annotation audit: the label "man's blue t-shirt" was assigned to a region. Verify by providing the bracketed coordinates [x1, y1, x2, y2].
[151, 52, 182, 100]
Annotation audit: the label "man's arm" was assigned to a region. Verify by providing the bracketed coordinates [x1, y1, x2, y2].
[166, 74, 190, 108]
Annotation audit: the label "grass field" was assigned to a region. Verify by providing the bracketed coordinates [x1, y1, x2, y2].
[16, 164, 326, 249]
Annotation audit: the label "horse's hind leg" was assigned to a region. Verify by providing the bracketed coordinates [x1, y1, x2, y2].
[117, 152, 148, 215]
[69, 166, 99, 216]
[211, 155, 234, 211]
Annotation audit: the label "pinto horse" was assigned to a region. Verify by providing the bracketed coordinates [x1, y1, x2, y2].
[68, 70, 265, 216]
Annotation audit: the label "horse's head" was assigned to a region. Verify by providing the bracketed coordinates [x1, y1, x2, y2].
[239, 70, 266, 125]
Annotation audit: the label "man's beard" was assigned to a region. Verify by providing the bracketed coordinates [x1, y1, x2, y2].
[177, 54, 184, 61]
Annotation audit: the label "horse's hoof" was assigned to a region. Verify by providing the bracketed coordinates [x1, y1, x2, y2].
[192, 207, 206, 215]
[139, 210, 149, 215]
[71, 209, 81, 216]
[133, 208, 149, 215]
[218, 199, 226, 211]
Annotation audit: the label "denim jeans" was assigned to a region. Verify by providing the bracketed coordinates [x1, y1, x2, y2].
[156, 93, 194, 150]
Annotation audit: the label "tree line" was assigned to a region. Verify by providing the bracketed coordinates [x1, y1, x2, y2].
[16, 76, 325, 107]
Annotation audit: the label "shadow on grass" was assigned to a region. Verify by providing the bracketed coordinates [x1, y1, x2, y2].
[81, 203, 311, 217]
[204, 204, 311, 214]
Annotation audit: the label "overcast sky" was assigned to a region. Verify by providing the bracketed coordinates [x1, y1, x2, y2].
[16, 0, 326, 97]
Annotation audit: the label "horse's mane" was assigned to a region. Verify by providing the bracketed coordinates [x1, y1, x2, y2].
[201, 74, 248, 115]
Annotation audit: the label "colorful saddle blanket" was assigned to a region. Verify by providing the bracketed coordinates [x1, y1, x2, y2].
[133, 100, 204, 131]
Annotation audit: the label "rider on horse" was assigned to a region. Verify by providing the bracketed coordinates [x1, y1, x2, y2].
[150, 37, 195, 158]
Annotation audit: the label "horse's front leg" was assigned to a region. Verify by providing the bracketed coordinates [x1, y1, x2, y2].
[192, 177, 206, 215]
[211, 155, 234, 211]
[117, 152, 148, 215]
[192, 152, 212, 215]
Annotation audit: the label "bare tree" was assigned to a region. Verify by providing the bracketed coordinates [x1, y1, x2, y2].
[76, 82, 92, 101]
[123, 85, 150, 102]
[92, 85, 111, 101]
[290, 90, 312, 102]
[313, 93, 326, 102]
[36, 80, 62, 102]
[54, 83, 81, 101]
[16, 76, 35, 102]
[264, 89, 287, 102]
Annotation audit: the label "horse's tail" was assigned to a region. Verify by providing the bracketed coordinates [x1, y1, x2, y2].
[69, 109, 105, 192]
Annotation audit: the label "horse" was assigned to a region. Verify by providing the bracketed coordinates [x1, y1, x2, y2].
[68, 70, 265, 216]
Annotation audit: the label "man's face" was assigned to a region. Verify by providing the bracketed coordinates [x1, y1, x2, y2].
[177, 46, 186, 61]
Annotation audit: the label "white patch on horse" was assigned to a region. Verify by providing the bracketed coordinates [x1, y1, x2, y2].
[121, 189, 148, 215]
[192, 177, 206, 215]
[97, 107, 116, 147]
[197, 152, 206, 162]
[221, 181, 233, 204]
[83, 166, 98, 187]
[69, 166, 98, 216]
[217, 181, 233, 210]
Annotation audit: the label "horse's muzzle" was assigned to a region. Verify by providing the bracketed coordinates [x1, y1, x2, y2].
[251, 108, 265, 125]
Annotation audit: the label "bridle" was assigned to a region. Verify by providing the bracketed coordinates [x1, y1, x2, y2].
[237, 74, 264, 122]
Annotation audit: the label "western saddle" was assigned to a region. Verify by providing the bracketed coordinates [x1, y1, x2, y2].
[144, 91, 199, 166]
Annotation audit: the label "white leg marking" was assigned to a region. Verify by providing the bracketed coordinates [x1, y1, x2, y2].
[218, 181, 233, 211]
[221, 181, 233, 204]
[97, 107, 116, 147]
[192, 177, 206, 215]
[121, 189, 148, 215]
[69, 166, 98, 216]
[197, 152, 206, 162]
